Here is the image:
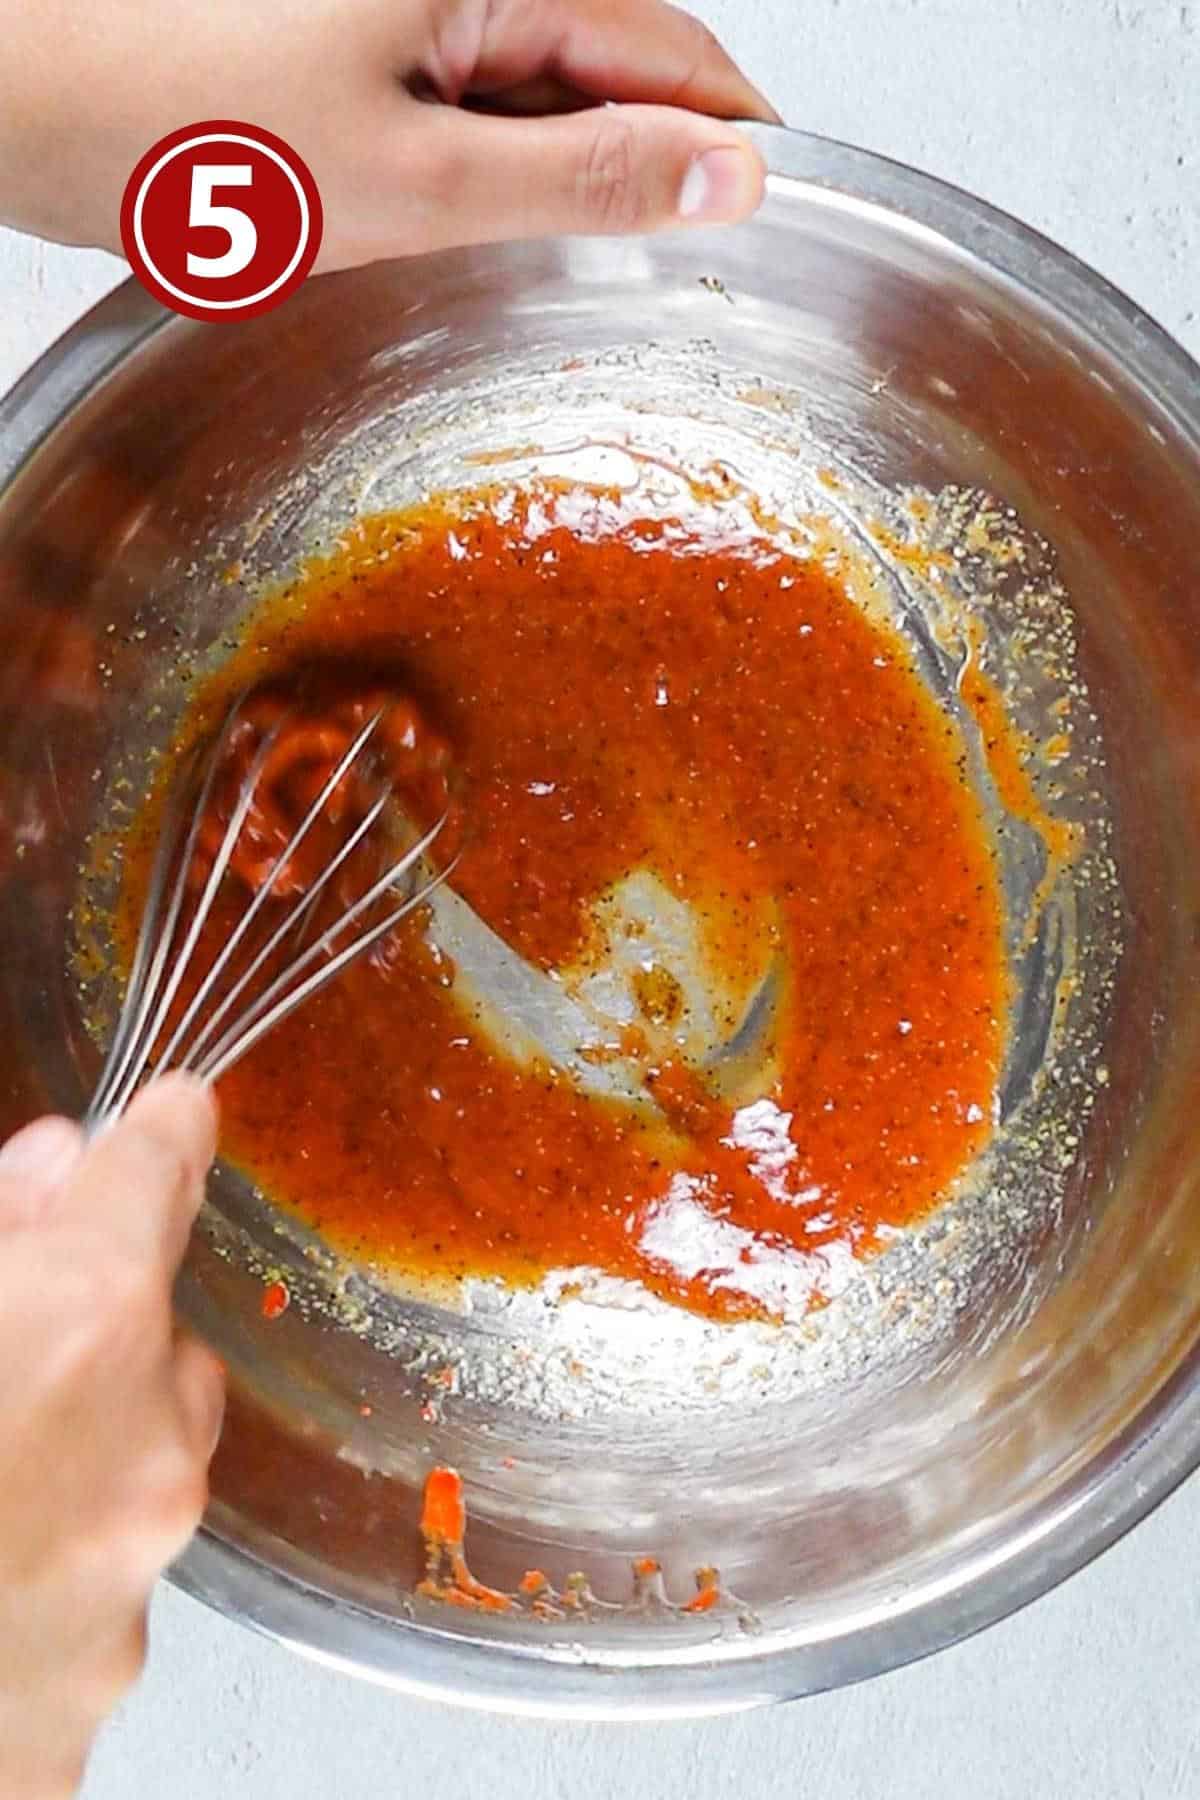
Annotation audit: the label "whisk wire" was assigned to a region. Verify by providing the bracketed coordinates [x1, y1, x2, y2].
[154, 707, 383, 1081]
[88, 744, 200, 1118]
[88, 709, 284, 1128]
[87, 710, 246, 1127]
[87, 697, 454, 1130]
[196, 821, 455, 1085]
[173, 787, 392, 1079]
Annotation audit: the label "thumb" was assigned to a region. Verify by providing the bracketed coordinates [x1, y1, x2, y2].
[413, 105, 765, 249]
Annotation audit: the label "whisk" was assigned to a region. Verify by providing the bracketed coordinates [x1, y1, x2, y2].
[86, 695, 454, 1134]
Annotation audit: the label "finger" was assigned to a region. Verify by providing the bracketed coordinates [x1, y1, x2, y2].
[172, 1331, 226, 1462]
[408, 104, 766, 250]
[456, 0, 782, 124]
[61, 1075, 217, 1270]
[0, 1115, 84, 1223]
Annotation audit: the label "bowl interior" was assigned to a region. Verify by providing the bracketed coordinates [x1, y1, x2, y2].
[2, 132, 1199, 1710]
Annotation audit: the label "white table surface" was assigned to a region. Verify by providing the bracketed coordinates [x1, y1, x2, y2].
[2, 1, 1197, 1794]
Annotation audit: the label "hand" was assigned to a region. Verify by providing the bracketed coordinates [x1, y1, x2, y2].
[0, 1078, 223, 1800]
[0, 0, 777, 268]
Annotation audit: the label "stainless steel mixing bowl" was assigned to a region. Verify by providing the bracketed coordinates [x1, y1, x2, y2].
[2, 126, 1199, 1716]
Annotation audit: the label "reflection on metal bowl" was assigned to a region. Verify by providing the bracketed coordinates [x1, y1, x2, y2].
[1, 125, 1199, 1716]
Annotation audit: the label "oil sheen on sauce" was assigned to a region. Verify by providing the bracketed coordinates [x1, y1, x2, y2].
[117, 488, 1007, 1324]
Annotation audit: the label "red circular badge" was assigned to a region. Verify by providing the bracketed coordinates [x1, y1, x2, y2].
[120, 121, 323, 322]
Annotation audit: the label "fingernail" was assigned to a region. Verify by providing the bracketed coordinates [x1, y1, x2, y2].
[0, 1116, 83, 1186]
[678, 145, 762, 226]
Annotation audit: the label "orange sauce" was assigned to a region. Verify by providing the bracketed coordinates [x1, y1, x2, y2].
[259, 1279, 289, 1321]
[417, 1466, 512, 1612]
[117, 487, 1007, 1322]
